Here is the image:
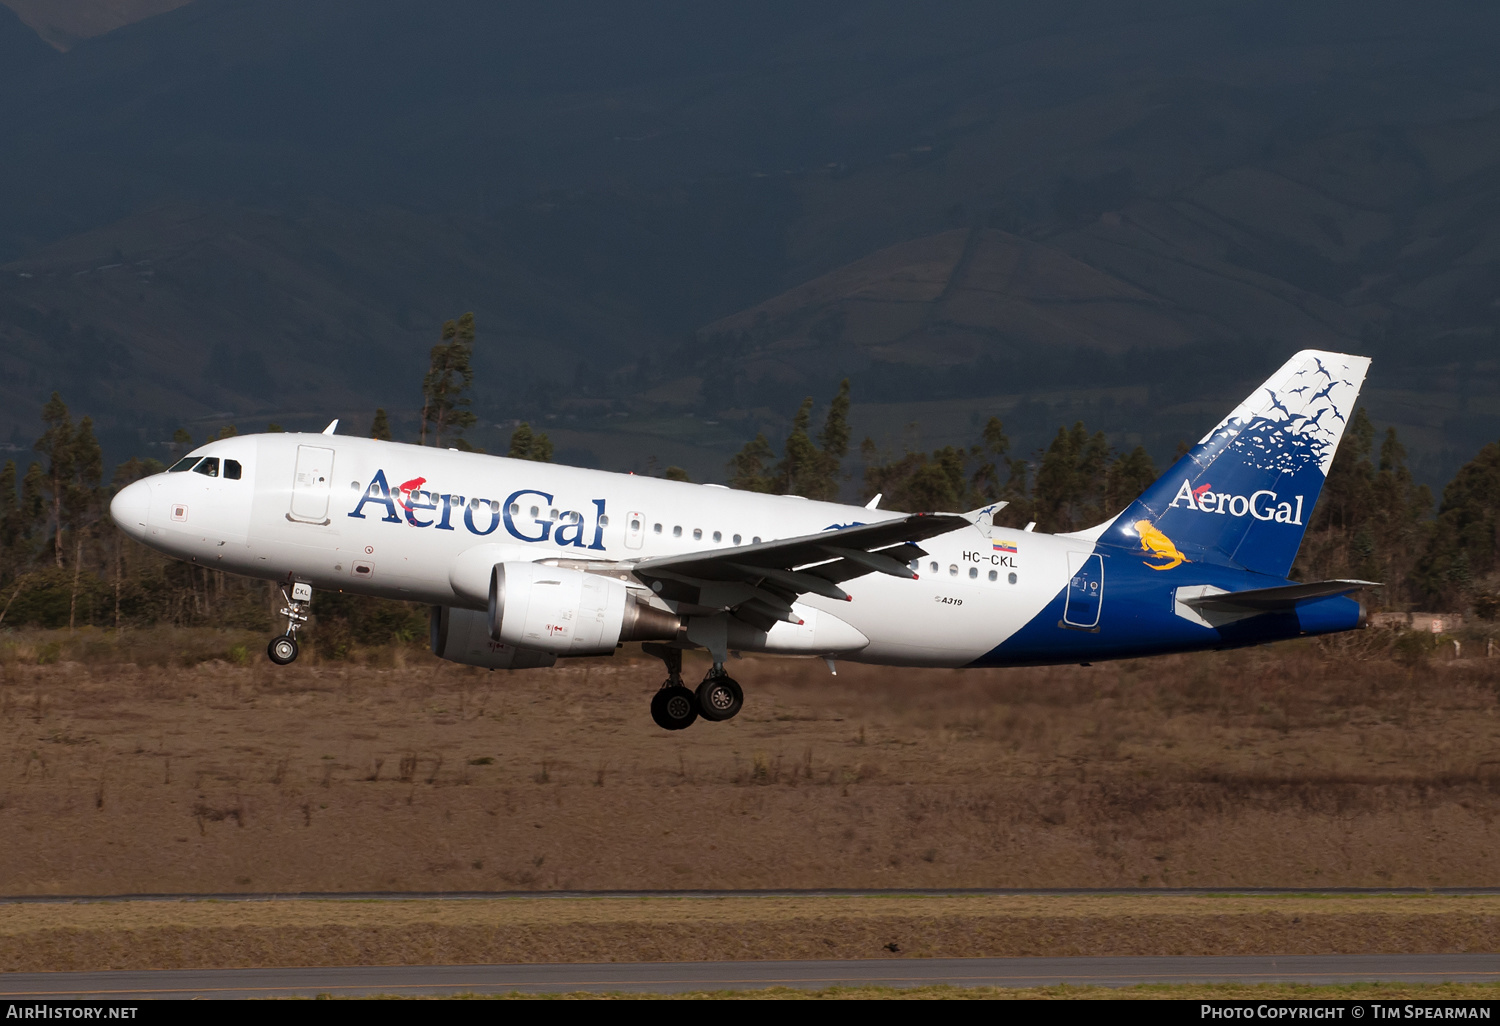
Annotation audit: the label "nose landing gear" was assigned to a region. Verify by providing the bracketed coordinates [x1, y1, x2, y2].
[643, 643, 743, 730]
[267, 582, 312, 665]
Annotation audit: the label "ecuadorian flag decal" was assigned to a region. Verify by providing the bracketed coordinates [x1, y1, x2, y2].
[993, 540, 1017, 554]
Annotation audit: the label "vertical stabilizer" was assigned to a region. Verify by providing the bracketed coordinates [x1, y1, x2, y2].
[1099, 350, 1370, 579]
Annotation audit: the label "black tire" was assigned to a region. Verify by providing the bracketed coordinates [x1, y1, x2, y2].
[695, 676, 743, 721]
[267, 635, 299, 665]
[650, 684, 698, 730]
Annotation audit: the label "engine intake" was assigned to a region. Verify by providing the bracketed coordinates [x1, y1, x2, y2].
[489, 562, 682, 655]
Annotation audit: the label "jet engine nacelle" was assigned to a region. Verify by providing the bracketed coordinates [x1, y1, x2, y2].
[488, 561, 682, 656]
[429, 604, 557, 670]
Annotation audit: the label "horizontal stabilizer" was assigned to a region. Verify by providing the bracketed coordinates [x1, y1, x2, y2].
[1182, 579, 1379, 613]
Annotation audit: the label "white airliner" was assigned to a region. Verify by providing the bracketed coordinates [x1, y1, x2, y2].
[112, 350, 1374, 730]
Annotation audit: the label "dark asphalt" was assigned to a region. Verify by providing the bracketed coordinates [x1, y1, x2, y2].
[2, 954, 1497, 998]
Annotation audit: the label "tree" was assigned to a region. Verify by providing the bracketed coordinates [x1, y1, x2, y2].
[1414, 441, 1500, 610]
[420, 312, 478, 448]
[35, 393, 76, 567]
[728, 433, 776, 492]
[1292, 408, 1431, 607]
[860, 414, 1023, 514]
[663, 466, 691, 482]
[728, 379, 851, 499]
[1032, 422, 1111, 532]
[1104, 445, 1157, 514]
[370, 408, 392, 441]
[20, 463, 45, 540]
[774, 398, 820, 496]
[507, 422, 553, 462]
[0, 461, 19, 555]
[63, 417, 103, 630]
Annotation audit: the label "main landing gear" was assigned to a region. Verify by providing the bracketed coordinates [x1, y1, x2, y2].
[644, 643, 743, 731]
[267, 582, 312, 665]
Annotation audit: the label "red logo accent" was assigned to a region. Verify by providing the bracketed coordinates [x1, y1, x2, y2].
[396, 476, 427, 511]
[1192, 482, 1212, 501]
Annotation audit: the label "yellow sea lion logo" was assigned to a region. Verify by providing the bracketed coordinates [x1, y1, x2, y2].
[1135, 519, 1189, 571]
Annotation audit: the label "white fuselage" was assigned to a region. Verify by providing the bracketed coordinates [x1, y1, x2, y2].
[112, 433, 1079, 667]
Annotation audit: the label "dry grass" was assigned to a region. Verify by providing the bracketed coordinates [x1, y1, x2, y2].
[1, 894, 1499, 971]
[0, 631, 1497, 895]
[440, 982, 1500, 1000]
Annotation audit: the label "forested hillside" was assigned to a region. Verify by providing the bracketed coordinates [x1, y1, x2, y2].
[0, 381, 1495, 639]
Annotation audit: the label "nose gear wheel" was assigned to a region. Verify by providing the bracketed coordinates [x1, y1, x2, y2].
[268, 583, 311, 665]
[267, 635, 299, 665]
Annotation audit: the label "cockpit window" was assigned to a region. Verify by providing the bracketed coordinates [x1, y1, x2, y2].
[224, 459, 242, 480]
[192, 457, 220, 478]
[167, 457, 200, 473]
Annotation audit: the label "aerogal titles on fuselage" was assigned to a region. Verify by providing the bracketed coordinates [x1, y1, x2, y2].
[347, 469, 607, 550]
[1167, 479, 1304, 524]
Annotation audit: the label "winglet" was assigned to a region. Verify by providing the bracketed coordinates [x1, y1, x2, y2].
[958, 502, 1008, 539]
[322, 420, 339, 435]
[864, 493, 882, 510]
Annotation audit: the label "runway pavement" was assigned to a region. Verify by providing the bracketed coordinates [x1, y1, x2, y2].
[2, 954, 1497, 998]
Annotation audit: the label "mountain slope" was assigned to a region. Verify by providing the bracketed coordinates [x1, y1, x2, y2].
[0, 1, 1496, 486]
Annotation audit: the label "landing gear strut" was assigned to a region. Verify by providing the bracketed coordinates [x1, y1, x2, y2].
[268, 582, 311, 665]
[642, 644, 744, 729]
[644, 643, 697, 731]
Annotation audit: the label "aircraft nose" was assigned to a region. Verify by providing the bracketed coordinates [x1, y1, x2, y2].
[110, 478, 152, 541]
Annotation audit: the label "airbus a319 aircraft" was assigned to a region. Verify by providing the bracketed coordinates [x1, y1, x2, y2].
[112, 350, 1374, 731]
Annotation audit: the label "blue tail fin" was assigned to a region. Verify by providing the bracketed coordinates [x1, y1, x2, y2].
[1097, 350, 1370, 579]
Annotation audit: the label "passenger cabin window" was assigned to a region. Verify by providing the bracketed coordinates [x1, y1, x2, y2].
[224, 459, 242, 480]
[673, 526, 682, 538]
[968, 566, 978, 579]
[192, 457, 220, 477]
[167, 457, 200, 473]
[713, 531, 722, 543]
[733, 534, 741, 545]
[988, 570, 998, 582]
[654, 523, 663, 534]
[693, 528, 703, 541]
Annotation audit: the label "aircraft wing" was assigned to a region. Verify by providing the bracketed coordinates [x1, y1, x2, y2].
[629, 512, 971, 631]
[1181, 579, 1379, 613]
